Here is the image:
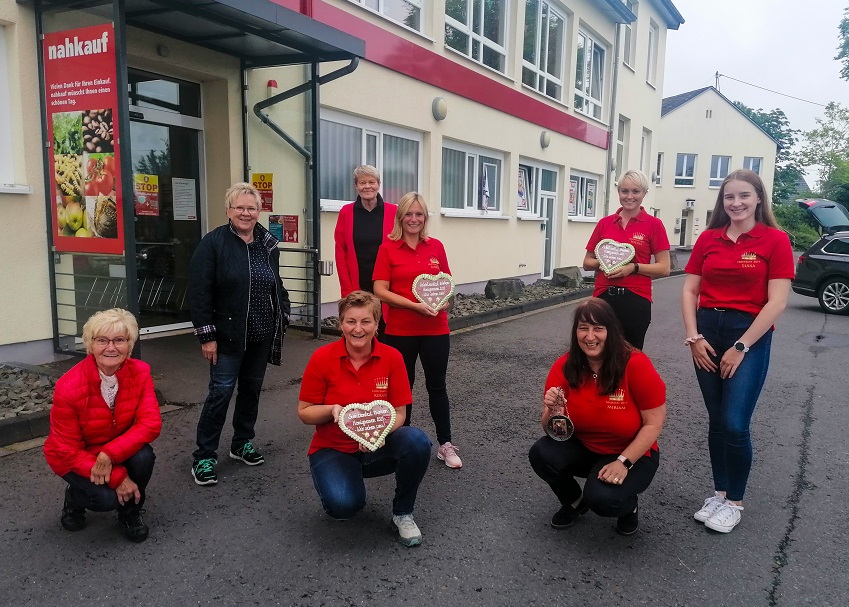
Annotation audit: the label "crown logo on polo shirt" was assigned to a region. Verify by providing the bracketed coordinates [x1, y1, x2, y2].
[374, 377, 389, 391]
[608, 389, 625, 402]
[631, 232, 646, 241]
[740, 252, 758, 261]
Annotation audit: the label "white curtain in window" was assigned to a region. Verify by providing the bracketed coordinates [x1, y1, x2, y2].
[441, 148, 466, 209]
[382, 134, 418, 203]
[320, 120, 362, 201]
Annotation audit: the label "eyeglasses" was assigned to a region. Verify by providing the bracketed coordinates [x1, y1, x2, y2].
[230, 206, 260, 215]
[93, 337, 129, 347]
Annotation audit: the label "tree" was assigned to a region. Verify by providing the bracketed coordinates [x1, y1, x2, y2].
[800, 102, 849, 186]
[837, 7, 849, 81]
[733, 102, 804, 204]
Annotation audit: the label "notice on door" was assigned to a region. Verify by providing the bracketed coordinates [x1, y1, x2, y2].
[172, 178, 197, 221]
[269, 214, 298, 243]
[134, 174, 159, 216]
[251, 173, 273, 212]
[43, 24, 124, 254]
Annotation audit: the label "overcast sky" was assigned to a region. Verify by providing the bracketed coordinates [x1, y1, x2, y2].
[663, 0, 849, 188]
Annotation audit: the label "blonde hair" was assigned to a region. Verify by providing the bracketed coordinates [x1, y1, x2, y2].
[389, 192, 430, 241]
[224, 182, 262, 211]
[616, 169, 650, 193]
[353, 165, 381, 183]
[82, 308, 139, 354]
[338, 290, 382, 324]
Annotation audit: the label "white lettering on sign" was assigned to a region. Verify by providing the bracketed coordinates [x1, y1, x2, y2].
[47, 32, 110, 60]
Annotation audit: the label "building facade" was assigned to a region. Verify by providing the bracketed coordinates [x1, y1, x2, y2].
[0, 0, 683, 364]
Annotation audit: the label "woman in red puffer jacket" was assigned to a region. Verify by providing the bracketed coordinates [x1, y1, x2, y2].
[44, 308, 162, 543]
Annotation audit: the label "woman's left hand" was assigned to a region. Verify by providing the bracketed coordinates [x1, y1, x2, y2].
[605, 263, 637, 280]
[719, 347, 746, 379]
[598, 460, 628, 485]
[115, 477, 141, 505]
[90, 452, 113, 485]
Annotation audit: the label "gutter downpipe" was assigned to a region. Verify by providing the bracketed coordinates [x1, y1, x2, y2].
[604, 23, 622, 217]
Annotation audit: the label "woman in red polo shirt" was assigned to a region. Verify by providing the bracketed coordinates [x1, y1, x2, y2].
[584, 169, 671, 349]
[682, 169, 794, 534]
[373, 192, 462, 469]
[529, 298, 667, 535]
[298, 291, 431, 547]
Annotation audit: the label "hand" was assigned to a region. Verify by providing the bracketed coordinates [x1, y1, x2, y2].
[689, 339, 718, 372]
[90, 452, 112, 485]
[201, 341, 218, 365]
[542, 387, 562, 412]
[413, 302, 439, 317]
[330, 404, 343, 423]
[598, 461, 628, 485]
[719, 347, 746, 379]
[115, 477, 141, 506]
[604, 263, 636, 280]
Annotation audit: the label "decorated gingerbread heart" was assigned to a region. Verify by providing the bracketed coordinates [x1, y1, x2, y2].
[337, 401, 397, 452]
[412, 272, 456, 311]
[595, 239, 636, 274]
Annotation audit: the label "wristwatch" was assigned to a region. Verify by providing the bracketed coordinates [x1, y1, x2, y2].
[633, 262, 640, 275]
[734, 341, 750, 353]
[617, 454, 634, 469]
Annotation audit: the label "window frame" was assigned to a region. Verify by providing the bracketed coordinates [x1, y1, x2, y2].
[743, 156, 762, 175]
[445, 0, 508, 74]
[709, 155, 731, 188]
[574, 27, 607, 122]
[568, 170, 600, 220]
[615, 116, 629, 178]
[655, 152, 664, 186]
[622, 1, 637, 69]
[517, 160, 559, 219]
[319, 109, 423, 212]
[521, 0, 568, 102]
[640, 128, 651, 176]
[0, 26, 16, 187]
[440, 139, 505, 217]
[674, 153, 697, 187]
[347, 0, 426, 34]
[646, 20, 659, 86]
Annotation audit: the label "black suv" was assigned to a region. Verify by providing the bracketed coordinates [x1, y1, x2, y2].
[792, 231, 849, 314]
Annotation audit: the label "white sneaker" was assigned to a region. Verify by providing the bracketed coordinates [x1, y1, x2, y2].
[705, 502, 743, 533]
[437, 442, 462, 469]
[392, 514, 422, 547]
[694, 493, 726, 523]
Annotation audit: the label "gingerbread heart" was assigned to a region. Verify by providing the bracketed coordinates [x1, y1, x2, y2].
[595, 239, 636, 274]
[412, 272, 456, 311]
[337, 401, 397, 452]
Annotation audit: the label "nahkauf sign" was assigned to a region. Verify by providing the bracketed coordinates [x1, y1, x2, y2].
[44, 24, 124, 254]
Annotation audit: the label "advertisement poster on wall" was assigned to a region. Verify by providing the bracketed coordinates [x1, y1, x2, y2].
[44, 24, 123, 254]
[134, 174, 159, 216]
[251, 173, 273, 212]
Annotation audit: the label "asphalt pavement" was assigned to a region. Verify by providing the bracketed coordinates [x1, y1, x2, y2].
[1, 274, 847, 607]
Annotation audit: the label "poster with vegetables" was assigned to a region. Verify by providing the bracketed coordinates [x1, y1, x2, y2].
[44, 24, 123, 254]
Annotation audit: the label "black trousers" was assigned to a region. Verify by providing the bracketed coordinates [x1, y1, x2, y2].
[597, 289, 652, 350]
[529, 436, 659, 518]
[63, 444, 156, 515]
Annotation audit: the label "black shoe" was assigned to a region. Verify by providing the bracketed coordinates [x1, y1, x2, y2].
[118, 509, 149, 543]
[61, 487, 86, 532]
[229, 441, 264, 466]
[550, 499, 589, 529]
[616, 506, 639, 535]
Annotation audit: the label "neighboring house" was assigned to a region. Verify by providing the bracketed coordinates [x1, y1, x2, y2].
[655, 86, 778, 248]
[0, 0, 683, 364]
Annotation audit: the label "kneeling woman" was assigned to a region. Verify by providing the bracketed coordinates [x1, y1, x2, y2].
[529, 299, 666, 535]
[44, 308, 162, 542]
[298, 291, 432, 546]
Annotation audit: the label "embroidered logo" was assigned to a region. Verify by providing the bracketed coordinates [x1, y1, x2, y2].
[738, 251, 760, 269]
[630, 232, 647, 242]
[372, 377, 389, 399]
[606, 389, 626, 410]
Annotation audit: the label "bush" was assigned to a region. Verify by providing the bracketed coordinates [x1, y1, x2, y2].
[773, 204, 820, 250]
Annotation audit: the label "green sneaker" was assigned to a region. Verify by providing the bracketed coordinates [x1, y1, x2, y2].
[229, 441, 264, 466]
[192, 458, 218, 485]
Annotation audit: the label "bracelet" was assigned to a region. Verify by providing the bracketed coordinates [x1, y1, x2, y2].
[684, 334, 705, 346]
[633, 262, 640, 275]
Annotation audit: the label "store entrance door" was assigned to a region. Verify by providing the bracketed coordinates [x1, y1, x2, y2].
[127, 71, 204, 333]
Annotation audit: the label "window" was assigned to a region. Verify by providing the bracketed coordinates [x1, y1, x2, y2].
[655, 152, 664, 186]
[518, 162, 558, 217]
[709, 155, 731, 188]
[352, 0, 423, 31]
[743, 156, 762, 174]
[622, 1, 636, 67]
[319, 112, 420, 210]
[445, 0, 507, 73]
[568, 172, 599, 218]
[615, 116, 629, 178]
[522, 0, 567, 100]
[441, 141, 503, 213]
[674, 153, 696, 186]
[640, 128, 651, 176]
[574, 29, 606, 121]
[646, 21, 659, 85]
[0, 26, 15, 186]
[823, 238, 849, 256]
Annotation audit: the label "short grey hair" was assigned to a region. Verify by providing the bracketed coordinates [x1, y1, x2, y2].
[352, 165, 381, 183]
[616, 169, 650, 193]
[224, 182, 262, 211]
[82, 308, 139, 354]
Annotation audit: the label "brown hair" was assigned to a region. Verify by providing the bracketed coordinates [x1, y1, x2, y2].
[706, 169, 781, 230]
[338, 290, 382, 324]
[389, 192, 430, 241]
[563, 299, 633, 395]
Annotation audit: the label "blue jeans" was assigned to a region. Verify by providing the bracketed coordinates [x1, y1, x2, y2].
[308, 426, 432, 519]
[63, 444, 155, 514]
[694, 308, 773, 501]
[193, 338, 272, 461]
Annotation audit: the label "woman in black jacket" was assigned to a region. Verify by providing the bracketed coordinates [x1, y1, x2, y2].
[188, 183, 290, 486]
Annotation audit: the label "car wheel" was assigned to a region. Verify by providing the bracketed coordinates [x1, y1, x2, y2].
[818, 277, 849, 314]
